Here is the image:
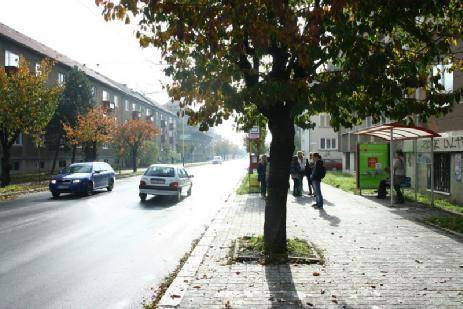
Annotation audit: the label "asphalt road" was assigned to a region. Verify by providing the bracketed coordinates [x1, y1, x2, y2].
[0, 159, 246, 309]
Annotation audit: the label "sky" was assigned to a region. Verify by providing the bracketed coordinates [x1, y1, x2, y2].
[0, 0, 244, 146]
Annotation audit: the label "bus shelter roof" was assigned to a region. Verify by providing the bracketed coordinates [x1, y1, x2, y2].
[353, 123, 440, 141]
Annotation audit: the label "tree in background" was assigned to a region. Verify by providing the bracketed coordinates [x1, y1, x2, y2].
[0, 58, 62, 187]
[98, 1, 463, 256]
[63, 106, 115, 162]
[47, 67, 94, 173]
[113, 119, 159, 172]
[139, 141, 159, 167]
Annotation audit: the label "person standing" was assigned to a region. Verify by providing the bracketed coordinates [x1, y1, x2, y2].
[290, 155, 302, 196]
[257, 155, 268, 198]
[297, 151, 305, 194]
[393, 150, 405, 204]
[311, 153, 325, 208]
[304, 154, 314, 196]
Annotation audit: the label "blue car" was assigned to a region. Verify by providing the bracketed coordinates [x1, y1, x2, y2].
[49, 162, 115, 198]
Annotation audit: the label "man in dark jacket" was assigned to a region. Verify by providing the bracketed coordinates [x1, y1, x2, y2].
[257, 155, 267, 198]
[311, 153, 324, 208]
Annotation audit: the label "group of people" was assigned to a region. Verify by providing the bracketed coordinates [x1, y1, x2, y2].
[257, 151, 326, 209]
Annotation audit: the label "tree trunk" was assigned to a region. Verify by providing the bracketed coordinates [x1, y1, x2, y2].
[1, 146, 12, 188]
[132, 145, 138, 172]
[264, 108, 294, 255]
[91, 142, 97, 161]
[71, 144, 77, 163]
[50, 138, 61, 174]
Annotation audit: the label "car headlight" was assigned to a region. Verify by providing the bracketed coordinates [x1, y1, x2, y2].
[50, 179, 57, 184]
[72, 179, 81, 183]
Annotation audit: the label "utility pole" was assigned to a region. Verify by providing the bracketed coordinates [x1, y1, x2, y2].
[181, 108, 185, 166]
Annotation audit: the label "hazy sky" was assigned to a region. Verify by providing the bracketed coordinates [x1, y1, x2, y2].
[0, 0, 244, 145]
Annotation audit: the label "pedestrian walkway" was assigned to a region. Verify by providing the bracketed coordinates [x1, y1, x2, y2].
[159, 184, 463, 308]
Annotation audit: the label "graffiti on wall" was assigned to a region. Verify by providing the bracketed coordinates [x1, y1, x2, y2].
[418, 136, 463, 152]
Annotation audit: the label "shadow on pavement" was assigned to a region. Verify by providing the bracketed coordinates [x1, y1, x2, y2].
[318, 208, 341, 226]
[138, 195, 178, 209]
[265, 264, 303, 308]
[48, 190, 108, 201]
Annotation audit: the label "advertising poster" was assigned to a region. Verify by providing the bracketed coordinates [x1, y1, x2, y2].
[357, 143, 390, 189]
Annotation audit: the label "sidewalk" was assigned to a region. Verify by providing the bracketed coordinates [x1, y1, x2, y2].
[159, 184, 463, 308]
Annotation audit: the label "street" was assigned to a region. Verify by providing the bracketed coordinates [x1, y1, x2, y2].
[0, 160, 246, 309]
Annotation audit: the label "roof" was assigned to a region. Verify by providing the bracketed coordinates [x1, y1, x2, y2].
[353, 123, 440, 141]
[0, 22, 175, 117]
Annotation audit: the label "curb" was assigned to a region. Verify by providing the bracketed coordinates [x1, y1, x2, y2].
[157, 188, 237, 308]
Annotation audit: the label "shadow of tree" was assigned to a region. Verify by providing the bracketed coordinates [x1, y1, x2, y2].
[265, 264, 303, 308]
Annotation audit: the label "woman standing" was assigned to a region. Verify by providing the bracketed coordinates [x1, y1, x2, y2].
[257, 155, 268, 198]
[290, 155, 302, 196]
[304, 154, 314, 196]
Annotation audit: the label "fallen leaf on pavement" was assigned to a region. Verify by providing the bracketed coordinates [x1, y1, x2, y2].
[306, 302, 314, 307]
[313, 272, 320, 276]
[321, 289, 325, 294]
[235, 272, 241, 275]
[224, 300, 231, 308]
[332, 299, 338, 304]
[415, 259, 423, 264]
[193, 286, 201, 289]
[170, 294, 181, 299]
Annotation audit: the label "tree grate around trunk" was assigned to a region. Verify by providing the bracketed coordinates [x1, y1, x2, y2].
[232, 235, 322, 265]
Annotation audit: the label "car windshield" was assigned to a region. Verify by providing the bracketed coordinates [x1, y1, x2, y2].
[145, 166, 175, 177]
[67, 164, 92, 174]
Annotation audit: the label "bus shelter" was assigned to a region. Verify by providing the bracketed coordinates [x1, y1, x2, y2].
[354, 123, 440, 206]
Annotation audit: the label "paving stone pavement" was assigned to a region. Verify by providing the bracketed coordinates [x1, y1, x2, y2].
[160, 184, 463, 309]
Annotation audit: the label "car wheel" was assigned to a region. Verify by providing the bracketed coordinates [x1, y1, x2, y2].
[175, 190, 182, 202]
[83, 182, 93, 196]
[51, 191, 60, 198]
[107, 178, 114, 192]
[187, 186, 192, 196]
[139, 193, 147, 202]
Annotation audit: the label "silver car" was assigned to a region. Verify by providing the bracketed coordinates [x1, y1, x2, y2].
[138, 164, 193, 202]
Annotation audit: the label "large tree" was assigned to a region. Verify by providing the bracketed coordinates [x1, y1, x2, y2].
[63, 106, 115, 161]
[0, 58, 62, 187]
[47, 66, 94, 172]
[97, 0, 463, 255]
[113, 119, 159, 172]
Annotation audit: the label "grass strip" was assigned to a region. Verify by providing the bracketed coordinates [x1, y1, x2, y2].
[236, 172, 260, 195]
[424, 217, 463, 234]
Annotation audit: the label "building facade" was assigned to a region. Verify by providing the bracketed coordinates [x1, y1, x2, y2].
[0, 22, 177, 175]
[299, 113, 343, 170]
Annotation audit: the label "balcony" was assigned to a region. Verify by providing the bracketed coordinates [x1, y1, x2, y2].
[146, 116, 154, 122]
[132, 111, 141, 120]
[161, 120, 166, 128]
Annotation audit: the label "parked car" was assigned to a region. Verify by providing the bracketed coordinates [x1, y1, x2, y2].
[139, 164, 193, 202]
[49, 162, 115, 198]
[212, 156, 223, 164]
[323, 159, 342, 171]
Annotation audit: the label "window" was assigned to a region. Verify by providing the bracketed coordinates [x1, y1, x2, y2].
[433, 64, 453, 93]
[146, 109, 150, 116]
[35, 63, 42, 76]
[114, 96, 119, 108]
[91, 86, 96, 97]
[428, 153, 450, 193]
[145, 166, 175, 177]
[319, 137, 337, 150]
[57, 72, 65, 85]
[102, 143, 109, 150]
[345, 152, 351, 170]
[132, 103, 137, 111]
[319, 114, 331, 127]
[39, 161, 45, 169]
[13, 161, 20, 171]
[102, 90, 109, 101]
[5, 50, 19, 67]
[125, 100, 129, 111]
[13, 133, 23, 145]
[59, 160, 67, 168]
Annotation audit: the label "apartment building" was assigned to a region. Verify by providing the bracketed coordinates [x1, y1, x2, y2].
[0, 22, 177, 174]
[299, 113, 343, 170]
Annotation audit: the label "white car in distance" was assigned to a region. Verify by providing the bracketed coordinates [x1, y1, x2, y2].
[212, 156, 223, 164]
[139, 165, 193, 202]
